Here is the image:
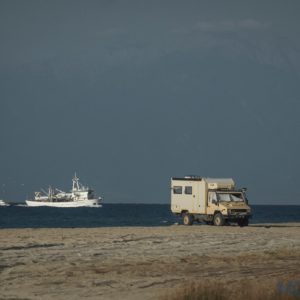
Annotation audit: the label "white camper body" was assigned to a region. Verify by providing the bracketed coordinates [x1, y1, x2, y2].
[171, 176, 251, 226]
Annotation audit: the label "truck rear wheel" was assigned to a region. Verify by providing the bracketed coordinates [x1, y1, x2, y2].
[183, 214, 194, 226]
[213, 213, 224, 226]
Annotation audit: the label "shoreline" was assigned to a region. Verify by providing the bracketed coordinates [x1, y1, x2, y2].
[1, 223, 299, 299]
[1, 222, 300, 230]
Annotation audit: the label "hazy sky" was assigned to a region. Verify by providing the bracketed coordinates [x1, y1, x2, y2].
[0, 1, 300, 204]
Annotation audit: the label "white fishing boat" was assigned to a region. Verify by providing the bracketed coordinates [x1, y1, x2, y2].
[26, 174, 102, 207]
[0, 199, 9, 206]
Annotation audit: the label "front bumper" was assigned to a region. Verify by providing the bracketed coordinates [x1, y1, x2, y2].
[225, 212, 252, 220]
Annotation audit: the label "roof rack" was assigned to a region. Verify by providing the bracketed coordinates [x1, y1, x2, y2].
[172, 176, 202, 181]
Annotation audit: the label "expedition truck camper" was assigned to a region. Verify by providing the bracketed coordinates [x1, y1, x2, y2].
[171, 176, 251, 226]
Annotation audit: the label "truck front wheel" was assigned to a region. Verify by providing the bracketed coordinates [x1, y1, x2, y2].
[213, 213, 224, 226]
[238, 218, 249, 227]
[183, 214, 194, 226]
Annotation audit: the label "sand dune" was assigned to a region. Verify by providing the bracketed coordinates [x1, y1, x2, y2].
[0, 224, 299, 299]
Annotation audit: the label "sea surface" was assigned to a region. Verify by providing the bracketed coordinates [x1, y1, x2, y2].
[0, 204, 300, 229]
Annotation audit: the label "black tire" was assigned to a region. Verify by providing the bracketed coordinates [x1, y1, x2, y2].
[183, 213, 194, 226]
[213, 213, 224, 226]
[238, 218, 249, 227]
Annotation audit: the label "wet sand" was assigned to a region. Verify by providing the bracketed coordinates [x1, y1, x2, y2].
[0, 224, 299, 299]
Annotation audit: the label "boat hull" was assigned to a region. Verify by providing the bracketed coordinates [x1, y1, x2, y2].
[25, 199, 101, 208]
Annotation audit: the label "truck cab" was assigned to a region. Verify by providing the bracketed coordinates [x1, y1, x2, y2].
[171, 176, 251, 226]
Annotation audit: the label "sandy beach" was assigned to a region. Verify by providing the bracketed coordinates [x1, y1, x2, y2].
[0, 224, 299, 299]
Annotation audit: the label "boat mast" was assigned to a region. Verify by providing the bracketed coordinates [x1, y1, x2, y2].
[48, 186, 53, 201]
[72, 173, 80, 191]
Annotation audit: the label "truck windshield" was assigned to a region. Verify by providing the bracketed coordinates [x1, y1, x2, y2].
[217, 192, 244, 202]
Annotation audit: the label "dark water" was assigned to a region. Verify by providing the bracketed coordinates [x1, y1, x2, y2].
[0, 204, 300, 228]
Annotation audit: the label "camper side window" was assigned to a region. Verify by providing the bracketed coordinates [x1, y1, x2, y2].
[173, 186, 182, 194]
[184, 186, 192, 195]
